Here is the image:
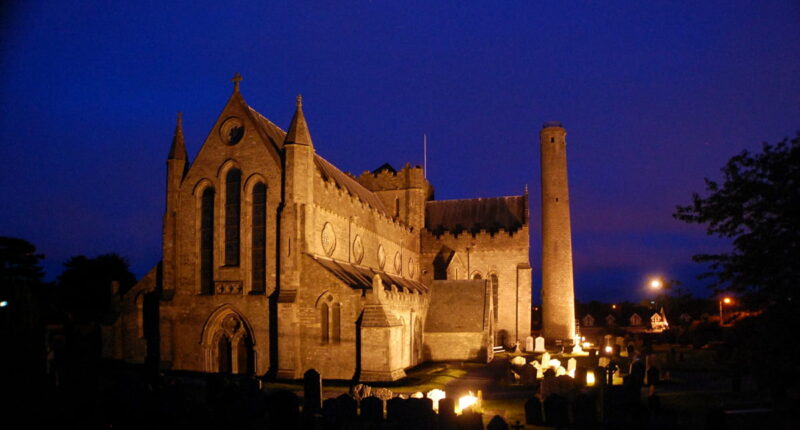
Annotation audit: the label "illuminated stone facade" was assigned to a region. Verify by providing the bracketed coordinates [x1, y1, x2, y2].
[110, 77, 531, 381]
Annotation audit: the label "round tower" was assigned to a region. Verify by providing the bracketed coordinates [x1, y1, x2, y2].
[539, 121, 576, 343]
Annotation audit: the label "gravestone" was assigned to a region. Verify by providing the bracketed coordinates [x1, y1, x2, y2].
[542, 351, 551, 365]
[544, 393, 569, 428]
[525, 396, 543, 425]
[487, 415, 509, 430]
[520, 364, 538, 385]
[598, 357, 610, 368]
[406, 397, 434, 427]
[457, 409, 484, 430]
[510, 355, 527, 366]
[534, 336, 546, 352]
[647, 366, 660, 386]
[626, 343, 635, 358]
[616, 336, 625, 347]
[525, 336, 534, 352]
[572, 392, 596, 430]
[269, 390, 300, 429]
[612, 344, 622, 357]
[302, 369, 322, 416]
[567, 357, 577, 374]
[588, 348, 598, 367]
[334, 394, 358, 423]
[438, 397, 457, 430]
[575, 366, 587, 387]
[360, 395, 383, 421]
[603, 334, 612, 345]
[386, 397, 406, 422]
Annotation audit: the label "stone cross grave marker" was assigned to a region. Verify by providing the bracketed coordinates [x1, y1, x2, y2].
[303, 368, 322, 415]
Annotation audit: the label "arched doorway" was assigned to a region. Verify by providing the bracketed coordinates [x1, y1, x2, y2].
[202, 306, 256, 375]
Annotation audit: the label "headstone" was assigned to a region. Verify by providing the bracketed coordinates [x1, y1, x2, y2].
[647, 366, 660, 386]
[406, 397, 434, 426]
[360, 396, 383, 421]
[626, 343, 635, 358]
[438, 397, 457, 428]
[520, 364, 538, 385]
[612, 344, 621, 357]
[524, 396, 543, 425]
[616, 336, 625, 347]
[543, 393, 569, 428]
[457, 409, 484, 430]
[269, 390, 300, 429]
[410, 391, 424, 398]
[510, 355, 527, 366]
[598, 357, 610, 368]
[534, 336, 546, 352]
[572, 392, 596, 430]
[574, 366, 587, 387]
[385, 397, 406, 422]
[351, 383, 371, 402]
[567, 357, 577, 374]
[334, 393, 357, 422]
[542, 351, 551, 365]
[525, 336, 535, 352]
[302, 369, 322, 416]
[373, 387, 394, 401]
[487, 415, 509, 430]
[588, 348, 598, 366]
[603, 334, 612, 345]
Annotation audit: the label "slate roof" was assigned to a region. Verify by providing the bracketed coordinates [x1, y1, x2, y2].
[311, 255, 428, 293]
[314, 155, 389, 215]
[425, 280, 489, 333]
[425, 195, 527, 235]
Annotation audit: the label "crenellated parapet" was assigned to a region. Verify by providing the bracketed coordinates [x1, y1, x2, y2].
[421, 224, 530, 253]
[356, 163, 432, 196]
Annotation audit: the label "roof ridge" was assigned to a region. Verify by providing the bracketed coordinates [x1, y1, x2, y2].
[427, 194, 525, 204]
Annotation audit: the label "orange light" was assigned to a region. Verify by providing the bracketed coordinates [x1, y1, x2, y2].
[649, 278, 663, 289]
[586, 371, 596, 386]
[611, 304, 617, 310]
[723, 297, 732, 304]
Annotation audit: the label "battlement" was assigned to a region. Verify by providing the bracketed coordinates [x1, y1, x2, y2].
[421, 224, 530, 251]
[357, 162, 431, 193]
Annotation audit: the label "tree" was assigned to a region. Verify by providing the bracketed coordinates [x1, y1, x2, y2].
[57, 253, 136, 324]
[674, 133, 800, 308]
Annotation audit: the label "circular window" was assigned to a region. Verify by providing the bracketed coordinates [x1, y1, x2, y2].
[394, 252, 402, 275]
[220, 117, 245, 146]
[352, 235, 364, 264]
[377, 245, 386, 269]
[321, 222, 336, 256]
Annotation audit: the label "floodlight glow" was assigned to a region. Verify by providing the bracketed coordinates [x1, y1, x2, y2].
[586, 371, 596, 386]
[0, 301, 7, 308]
[457, 392, 478, 414]
[649, 278, 663, 289]
[723, 297, 732, 304]
[604, 345, 613, 354]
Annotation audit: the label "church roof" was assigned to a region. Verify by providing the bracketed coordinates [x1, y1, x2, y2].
[311, 255, 428, 294]
[246, 106, 287, 149]
[314, 155, 389, 215]
[425, 195, 527, 235]
[425, 280, 490, 333]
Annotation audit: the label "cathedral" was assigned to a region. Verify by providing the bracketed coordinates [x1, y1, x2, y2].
[108, 75, 531, 381]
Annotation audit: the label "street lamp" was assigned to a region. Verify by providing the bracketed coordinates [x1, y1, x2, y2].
[649, 278, 663, 290]
[719, 297, 733, 326]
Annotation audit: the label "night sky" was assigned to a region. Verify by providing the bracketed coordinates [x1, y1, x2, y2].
[1, 1, 798, 302]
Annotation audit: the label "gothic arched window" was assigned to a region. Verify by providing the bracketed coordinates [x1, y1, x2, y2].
[320, 303, 329, 344]
[217, 335, 232, 374]
[490, 273, 499, 322]
[225, 168, 242, 266]
[331, 302, 341, 344]
[251, 182, 267, 293]
[200, 187, 215, 294]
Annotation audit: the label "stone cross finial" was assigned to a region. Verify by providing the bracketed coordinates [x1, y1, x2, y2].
[232, 73, 243, 92]
[296, 94, 303, 107]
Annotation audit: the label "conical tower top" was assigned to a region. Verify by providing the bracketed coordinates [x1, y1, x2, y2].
[285, 94, 313, 147]
[168, 112, 187, 160]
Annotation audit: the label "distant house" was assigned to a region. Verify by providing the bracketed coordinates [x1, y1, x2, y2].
[629, 313, 642, 326]
[605, 314, 616, 326]
[651, 307, 669, 331]
[582, 314, 595, 327]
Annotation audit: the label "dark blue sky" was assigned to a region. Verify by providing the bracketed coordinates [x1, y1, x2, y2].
[2, 1, 798, 302]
